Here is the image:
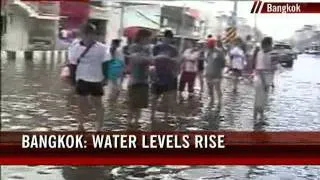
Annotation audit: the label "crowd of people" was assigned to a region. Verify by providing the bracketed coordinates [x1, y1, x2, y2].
[61, 23, 279, 131]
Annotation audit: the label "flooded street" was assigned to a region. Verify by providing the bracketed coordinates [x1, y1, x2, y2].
[1, 52, 320, 179]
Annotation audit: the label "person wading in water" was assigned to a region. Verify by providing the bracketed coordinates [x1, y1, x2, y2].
[205, 38, 226, 107]
[252, 37, 276, 122]
[150, 30, 179, 121]
[229, 37, 246, 93]
[126, 29, 153, 127]
[68, 23, 108, 131]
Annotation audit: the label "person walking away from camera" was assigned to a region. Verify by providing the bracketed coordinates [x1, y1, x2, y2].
[68, 23, 108, 131]
[196, 41, 206, 93]
[253, 37, 275, 120]
[179, 41, 200, 98]
[127, 29, 153, 126]
[205, 38, 226, 106]
[151, 30, 179, 121]
[215, 36, 229, 74]
[229, 37, 246, 92]
[107, 39, 125, 101]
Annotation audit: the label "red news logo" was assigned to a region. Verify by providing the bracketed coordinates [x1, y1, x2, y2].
[251, 1, 320, 14]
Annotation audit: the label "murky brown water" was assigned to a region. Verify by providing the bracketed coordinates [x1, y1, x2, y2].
[1, 51, 320, 179]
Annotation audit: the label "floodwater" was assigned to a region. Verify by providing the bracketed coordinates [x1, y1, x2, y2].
[1, 52, 320, 179]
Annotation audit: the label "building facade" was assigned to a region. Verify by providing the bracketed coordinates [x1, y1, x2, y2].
[3, 0, 60, 51]
[160, 6, 202, 38]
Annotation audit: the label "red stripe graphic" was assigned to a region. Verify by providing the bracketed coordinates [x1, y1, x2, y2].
[255, 0, 262, 14]
[21, 0, 89, 2]
[256, 1, 263, 14]
[260, 2, 320, 13]
[250, 0, 259, 13]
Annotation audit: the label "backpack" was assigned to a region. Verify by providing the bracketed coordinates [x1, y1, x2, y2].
[107, 58, 125, 81]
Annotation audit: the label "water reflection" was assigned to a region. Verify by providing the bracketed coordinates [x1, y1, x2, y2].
[204, 105, 222, 131]
[62, 166, 113, 180]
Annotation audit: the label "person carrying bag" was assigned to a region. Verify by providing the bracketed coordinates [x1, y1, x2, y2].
[60, 42, 96, 86]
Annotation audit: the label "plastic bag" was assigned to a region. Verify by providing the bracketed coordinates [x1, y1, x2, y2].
[60, 66, 70, 81]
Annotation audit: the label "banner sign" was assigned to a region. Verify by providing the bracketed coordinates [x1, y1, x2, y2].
[0, 131, 320, 165]
[251, 1, 320, 14]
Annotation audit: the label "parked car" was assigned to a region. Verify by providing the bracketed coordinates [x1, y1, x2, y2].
[305, 43, 320, 55]
[272, 43, 296, 68]
[293, 48, 302, 55]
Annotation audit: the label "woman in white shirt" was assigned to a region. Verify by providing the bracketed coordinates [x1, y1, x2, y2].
[179, 41, 200, 98]
[68, 23, 108, 131]
[229, 38, 246, 92]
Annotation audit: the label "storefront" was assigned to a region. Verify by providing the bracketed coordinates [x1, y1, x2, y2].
[3, 0, 60, 58]
[88, 5, 109, 43]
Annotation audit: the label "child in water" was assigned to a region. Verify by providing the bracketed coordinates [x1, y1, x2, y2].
[105, 39, 125, 100]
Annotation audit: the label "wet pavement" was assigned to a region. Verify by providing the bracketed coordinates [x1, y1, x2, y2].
[1, 52, 320, 179]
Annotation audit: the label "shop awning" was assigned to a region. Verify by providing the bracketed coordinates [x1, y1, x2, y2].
[124, 26, 158, 38]
[124, 26, 140, 38]
[10, 0, 60, 20]
[185, 8, 201, 20]
[60, 1, 90, 29]
[60, 1, 90, 18]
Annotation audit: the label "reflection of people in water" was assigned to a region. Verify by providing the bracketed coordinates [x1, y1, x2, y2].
[65, 90, 78, 116]
[62, 166, 113, 180]
[204, 105, 222, 130]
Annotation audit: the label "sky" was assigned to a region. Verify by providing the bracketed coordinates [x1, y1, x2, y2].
[121, 0, 320, 40]
[194, 0, 320, 40]
[212, 1, 320, 40]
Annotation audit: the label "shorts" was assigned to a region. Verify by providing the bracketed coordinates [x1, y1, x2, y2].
[128, 84, 149, 109]
[206, 77, 222, 84]
[151, 82, 176, 96]
[198, 60, 204, 72]
[172, 77, 178, 90]
[76, 79, 104, 96]
[230, 68, 242, 77]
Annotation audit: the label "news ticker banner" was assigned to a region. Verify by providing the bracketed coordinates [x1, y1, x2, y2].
[251, 1, 320, 13]
[0, 131, 320, 165]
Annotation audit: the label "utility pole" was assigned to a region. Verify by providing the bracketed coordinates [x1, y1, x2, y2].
[179, 4, 186, 54]
[232, 0, 238, 29]
[254, 13, 258, 42]
[118, 3, 125, 39]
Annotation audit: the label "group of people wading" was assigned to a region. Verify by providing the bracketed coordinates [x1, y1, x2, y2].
[61, 23, 279, 131]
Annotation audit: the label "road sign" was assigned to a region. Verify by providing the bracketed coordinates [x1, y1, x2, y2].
[223, 27, 237, 44]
